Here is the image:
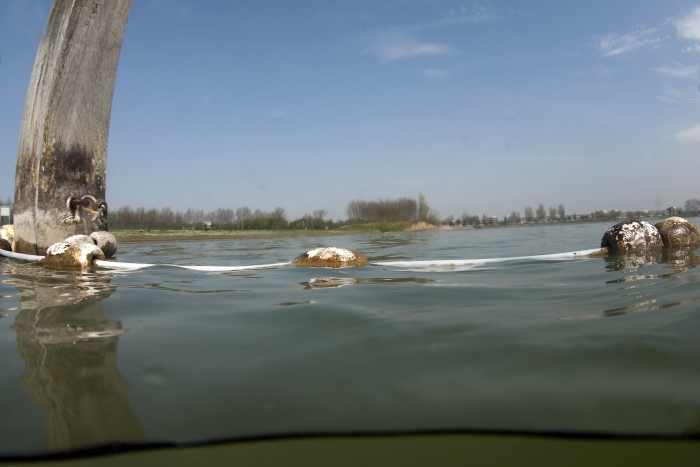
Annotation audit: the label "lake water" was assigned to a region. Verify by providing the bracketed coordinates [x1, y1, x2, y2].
[1, 220, 700, 461]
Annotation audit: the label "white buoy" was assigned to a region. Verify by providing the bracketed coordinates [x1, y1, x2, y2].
[45, 242, 105, 269]
[90, 231, 117, 258]
[64, 234, 94, 245]
[293, 247, 368, 267]
[0, 225, 13, 251]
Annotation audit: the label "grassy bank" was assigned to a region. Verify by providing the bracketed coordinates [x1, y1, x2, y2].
[111, 222, 413, 243]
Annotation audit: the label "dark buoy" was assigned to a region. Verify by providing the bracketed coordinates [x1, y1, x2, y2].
[654, 217, 700, 247]
[601, 220, 663, 253]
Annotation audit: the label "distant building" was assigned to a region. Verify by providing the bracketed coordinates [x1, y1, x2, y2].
[0, 206, 10, 224]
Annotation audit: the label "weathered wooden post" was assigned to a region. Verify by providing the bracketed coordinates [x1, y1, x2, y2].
[13, 0, 132, 255]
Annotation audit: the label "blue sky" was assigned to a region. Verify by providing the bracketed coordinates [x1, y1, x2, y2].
[1, 0, 700, 221]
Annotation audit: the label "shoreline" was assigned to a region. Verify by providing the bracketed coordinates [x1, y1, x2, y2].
[111, 220, 619, 244]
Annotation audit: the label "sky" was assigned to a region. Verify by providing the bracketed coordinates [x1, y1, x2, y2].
[1, 0, 700, 222]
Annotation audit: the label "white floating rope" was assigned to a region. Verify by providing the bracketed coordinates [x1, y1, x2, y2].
[1, 247, 606, 272]
[372, 248, 607, 268]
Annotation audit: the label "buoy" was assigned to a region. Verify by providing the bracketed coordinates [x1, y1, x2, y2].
[90, 231, 117, 258]
[45, 241, 105, 269]
[601, 220, 663, 253]
[654, 217, 700, 247]
[0, 225, 13, 251]
[64, 234, 94, 245]
[293, 247, 369, 267]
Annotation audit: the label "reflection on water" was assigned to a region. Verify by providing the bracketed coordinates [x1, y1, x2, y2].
[602, 247, 700, 317]
[603, 246, 700, 274]
[8, 265, 144, 453]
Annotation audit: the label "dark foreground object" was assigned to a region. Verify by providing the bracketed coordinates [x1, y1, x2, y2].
[1, 434, 699, 467]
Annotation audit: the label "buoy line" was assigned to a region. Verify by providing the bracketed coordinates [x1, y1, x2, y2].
[3, 217, 699, 271]
[1, 247, 606, 272]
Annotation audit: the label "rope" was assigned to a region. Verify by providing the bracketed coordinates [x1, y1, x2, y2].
[1, 248, 606, 271]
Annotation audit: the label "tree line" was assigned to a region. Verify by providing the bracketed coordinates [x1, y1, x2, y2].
[453, 200, 700, 227]
[2, 196, 699, 231]
[346, 193, 439, 224]
[109, 205, 292, 230]
[108, 193, 440, 230]
[108, 205, 349, 231]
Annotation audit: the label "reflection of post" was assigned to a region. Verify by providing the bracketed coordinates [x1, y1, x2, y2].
[11, 271, 144, 453]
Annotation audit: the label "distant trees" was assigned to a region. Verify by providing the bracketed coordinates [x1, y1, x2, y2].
[461, 213, 481, 227]
[290, 209, 330, 230]
[684, 199, 700, 213]
[417, 193, 439, 224]
[558, 204, 566, 221]
[109, 205, 288, 230]
[99, 194, 699, 233]
[346, 194, 440, 224]
[536, 204, 546, 223]
[346, 197, 417, 223]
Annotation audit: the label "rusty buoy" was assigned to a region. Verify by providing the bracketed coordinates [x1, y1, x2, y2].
[654, 217, 700, 247]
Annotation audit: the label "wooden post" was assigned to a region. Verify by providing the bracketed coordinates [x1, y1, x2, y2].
[13, 0, 132, 255]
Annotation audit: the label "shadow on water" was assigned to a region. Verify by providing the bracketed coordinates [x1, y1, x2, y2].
[5, 263, 145, 454]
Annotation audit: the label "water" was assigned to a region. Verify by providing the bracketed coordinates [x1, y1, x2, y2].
[1, 220, 700, 460]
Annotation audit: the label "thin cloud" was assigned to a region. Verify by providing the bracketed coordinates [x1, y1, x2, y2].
[438, 2, 508, 27]
[595, 27, 660, 57]
[365, 32, 455, 62]
[653, 62, 698, 78]
[676, 123, 700, 142]
[363, 1, 504, 62]
[675, 7, 700, 40]
[657, 86, 700, 104]
[423, 68, 451, 78]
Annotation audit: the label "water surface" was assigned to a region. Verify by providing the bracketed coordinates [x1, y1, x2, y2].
[1, 220, 699, 457]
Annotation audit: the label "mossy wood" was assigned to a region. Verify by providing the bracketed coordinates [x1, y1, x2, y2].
[13, 0, 132, 254]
